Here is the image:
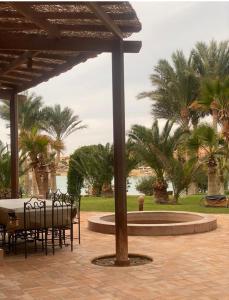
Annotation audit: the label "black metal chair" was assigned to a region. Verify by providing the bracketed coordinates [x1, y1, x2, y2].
[23, 197, 47, 258]
[47, 190, 81, 244]
[51, 196, 73, 255]
[6, 197, 47, 258]
[0, 189, 22, 248]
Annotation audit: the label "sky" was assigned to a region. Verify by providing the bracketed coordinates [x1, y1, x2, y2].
[0, 1, 229, 155]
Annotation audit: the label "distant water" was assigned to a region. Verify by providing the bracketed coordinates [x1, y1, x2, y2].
[57, 176, 144, 195]
[56, 175, 174, 196]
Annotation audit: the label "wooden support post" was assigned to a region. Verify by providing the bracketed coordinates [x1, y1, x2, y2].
[112, 39, 129, 266]
[10, 91, 19, 198]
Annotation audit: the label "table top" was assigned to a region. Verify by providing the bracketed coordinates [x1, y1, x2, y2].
[0, 198, 53, 211]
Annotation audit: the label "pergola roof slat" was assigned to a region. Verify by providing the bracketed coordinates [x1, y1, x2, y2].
[0, 10, 136, 20]
[9, 2, 61, 38]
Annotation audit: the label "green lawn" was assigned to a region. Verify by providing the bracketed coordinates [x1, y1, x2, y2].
[81, 195, 229, 214]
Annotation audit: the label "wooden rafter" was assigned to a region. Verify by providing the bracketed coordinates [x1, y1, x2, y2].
[0, 22, 140, 34]
[87, 2, 123, 39]
[0, 10, 136, 20]
[0, 51, 39, 76]
[0, 34, 141, 53]
[10, 3, 60, 38]
[0, 89, 13, 100]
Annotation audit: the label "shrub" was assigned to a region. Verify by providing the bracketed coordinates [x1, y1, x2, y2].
[135, 176, 155, 196]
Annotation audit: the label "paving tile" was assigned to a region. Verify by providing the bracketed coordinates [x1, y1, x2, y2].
[0, 212, 229, 299]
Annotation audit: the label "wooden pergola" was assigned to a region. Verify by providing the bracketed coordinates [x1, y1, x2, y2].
[0, 1, 141, 266]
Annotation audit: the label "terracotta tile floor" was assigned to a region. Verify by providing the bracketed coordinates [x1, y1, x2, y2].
[1, 212, 229, 300]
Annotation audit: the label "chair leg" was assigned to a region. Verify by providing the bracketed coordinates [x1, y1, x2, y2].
[59, 229, 62, 248]
[78, 214, 80, 244]
[24, 232, 27, 259]
[70, 224, 73, 252]
[52, 227, 55, 255]
[45, 229, 48, 256]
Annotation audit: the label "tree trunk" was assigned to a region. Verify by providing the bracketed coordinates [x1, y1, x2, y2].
[153, 180, 169, 204]
[173, 193, 179, 204]
[219, 180, 224, 195]
[101, 182, 113, 197]
[208, 165, 219, 195]
[212, 109, 218, 132]
[50, 170, 57, 192]
[221, 119, 229, 142]
[32, 169, 39, 196]
[50, 150, 60, 192]
[92, 184, 102, 197]
[23, 159, 31, 195]
[187, 182, 199, 195]
[219, 172, 225, 195]
[34, 168, 49, 198]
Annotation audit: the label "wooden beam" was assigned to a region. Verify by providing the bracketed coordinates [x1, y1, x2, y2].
[0, 10, 136, 20]
[0, 51, 40, 76]
[10, 91, 19, 198]
[0, 22, 141, 34]
[0, 89, 11, 100]
[10, 3, 60, 38]
[87, 2, 123, 39]
[0, 79, 22, 86]
[1, 75, 32, 82]
[0, 34, 142, 53]
[112, 39, 129, 266]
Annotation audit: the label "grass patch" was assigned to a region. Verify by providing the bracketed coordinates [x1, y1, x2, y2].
[81, 195, 229, 213]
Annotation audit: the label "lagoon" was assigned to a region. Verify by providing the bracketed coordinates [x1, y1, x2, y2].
[56, 176, 173, 195]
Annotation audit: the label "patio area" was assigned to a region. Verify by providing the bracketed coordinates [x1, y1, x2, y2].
[1, 212, 229, 300]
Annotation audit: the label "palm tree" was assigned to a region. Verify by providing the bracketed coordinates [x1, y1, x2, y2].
[192, 77, 229, 140]
[69, 144, 113, 197]
[0, 141, 11, 191]
[42, 104, 87, 191]
[19, 127, 64, 198]
[42, 104, 86, 159]
[0, 92, 46, 195]
[0, 140, 27, 194]
[138, 51, 201, 130]
[0, 91, 45, 131]
[187, 124, 227, 195]
[190, 40, 229, 79]
[129, 120, 185, 203]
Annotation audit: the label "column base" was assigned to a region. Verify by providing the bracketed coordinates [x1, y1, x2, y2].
[114, 258, 130, 266]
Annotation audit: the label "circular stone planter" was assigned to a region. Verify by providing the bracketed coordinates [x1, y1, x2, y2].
[88, 211, 217, 236]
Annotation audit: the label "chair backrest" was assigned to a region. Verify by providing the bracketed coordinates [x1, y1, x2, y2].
[24, 197, 46, 230]
[52, 196, 73, 228]
[48, 190, 80, 208]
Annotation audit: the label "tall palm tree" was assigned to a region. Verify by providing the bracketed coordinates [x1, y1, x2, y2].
[138, 51, 201, 130]
[0, 91, 45, 131]
[42, 104, 86, 158]
[0, 92, 46, 195]
[42, 104, 87, 191]
[192, 77, 229, 140]
[187, 124, 227, 195]
[190, 40, 229, 79]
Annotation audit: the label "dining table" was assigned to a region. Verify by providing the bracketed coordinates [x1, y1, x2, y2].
[0, 198, 72, 230]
